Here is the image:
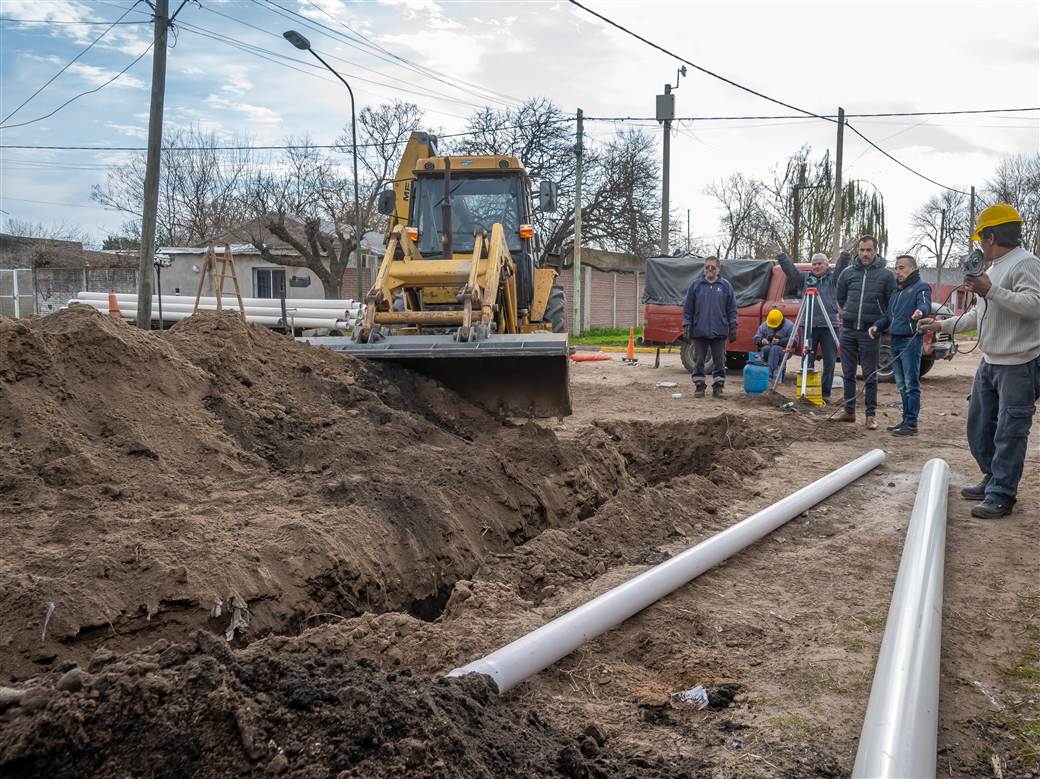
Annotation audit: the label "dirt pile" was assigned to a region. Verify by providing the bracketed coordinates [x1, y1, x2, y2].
[0, 632, 711, 779]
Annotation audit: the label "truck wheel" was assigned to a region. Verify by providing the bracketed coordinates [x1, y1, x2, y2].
[680, 341, 713, 375]
[919, 355, 935, 378]
[725, 352, 748, 370]
[874, 343, 895, 383]
[544, 285, 567, 333]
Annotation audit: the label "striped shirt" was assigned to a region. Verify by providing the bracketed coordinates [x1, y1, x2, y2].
[940, 246, 1040, 365]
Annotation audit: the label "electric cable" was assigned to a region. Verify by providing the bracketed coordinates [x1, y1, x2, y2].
[0, 17, 149, 24]
[1, 0, 144, 125]
[844, 121, 970, 195]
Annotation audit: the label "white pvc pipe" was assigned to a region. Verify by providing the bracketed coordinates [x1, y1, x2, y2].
[448, 449, 887, 693]
[852, 458, 949, 779]
[74, 299, 359, 320]
[76, 292, 359, 309]
[68, 302, 349, 330]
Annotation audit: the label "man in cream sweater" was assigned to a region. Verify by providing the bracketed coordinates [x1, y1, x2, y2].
[920, 204, 1040, 518]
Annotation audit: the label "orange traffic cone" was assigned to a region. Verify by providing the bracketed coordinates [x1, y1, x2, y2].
[107, 291, 121, 320]
[622, 326, 638, 364]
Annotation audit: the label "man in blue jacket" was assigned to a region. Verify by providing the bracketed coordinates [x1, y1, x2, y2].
[777, 250, 850, 403]
[753, 308, 795, 382]
[869, 255, 931, 436]
[836, 235, 897, 429]
[683, 256, 738, 397]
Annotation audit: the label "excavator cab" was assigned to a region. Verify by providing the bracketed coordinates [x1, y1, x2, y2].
[301, 133, 570, 419]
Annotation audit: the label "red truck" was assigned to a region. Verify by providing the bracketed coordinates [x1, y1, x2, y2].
[641, 257, 954, 380]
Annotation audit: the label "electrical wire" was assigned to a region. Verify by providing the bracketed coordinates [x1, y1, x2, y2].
[0, 44, 155, 131]
[584, 107, 1040, 121]
[843, 121, 970, 195]
[1, 0, 144, 125]
[0, 17, 149, 25]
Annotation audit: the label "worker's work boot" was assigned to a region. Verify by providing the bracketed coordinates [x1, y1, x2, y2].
[837, 411, 856, 423]
[960, 477, 990, 501]
[712, 383, 724, 398]
[865, 416, 878, 430]
[886, 421, 905, 432]
[694, 382, 707, 398]
[971, 496, 1015, 519]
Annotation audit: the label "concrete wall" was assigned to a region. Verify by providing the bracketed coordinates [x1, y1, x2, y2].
[33, 268, 139, 315]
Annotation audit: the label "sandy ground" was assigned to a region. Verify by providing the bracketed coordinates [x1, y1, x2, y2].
[1, 311, 1037, 778]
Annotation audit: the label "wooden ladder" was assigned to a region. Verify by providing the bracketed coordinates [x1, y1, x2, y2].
[193, 243, 245, 318]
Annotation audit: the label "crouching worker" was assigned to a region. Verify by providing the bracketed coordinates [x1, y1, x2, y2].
[754, 308, 794, 382]
[683, 256, 738, 398]
[868, 254, 931, 436]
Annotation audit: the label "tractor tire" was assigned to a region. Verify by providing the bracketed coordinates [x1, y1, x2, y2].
[919, 354, 935, 378]
[680, 341, 714, 375]
[545, 285, 567, 333]
[874, 342, 895, 383]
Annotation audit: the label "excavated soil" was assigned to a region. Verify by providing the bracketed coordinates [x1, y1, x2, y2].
[0, 307, 794, 777]
[3, 308, 1035, 778]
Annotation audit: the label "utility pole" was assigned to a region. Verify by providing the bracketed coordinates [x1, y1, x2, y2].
[136, 0, 170, 329]
[829, 107, 845, 261]
[791, 162, 807, 260]
[573, 108, 583, 335]
[969, 185, 976, 246]
[686, 209, 691, 254]
[657, 66, 685, 256]
[936, 207, 946, 295]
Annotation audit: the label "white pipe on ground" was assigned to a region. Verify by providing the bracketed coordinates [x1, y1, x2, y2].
[852, 458, 949, 779]
[76, 291, 360, 309]
[68, 302, 349, 331]
[73, 299, 359, 320]
[448, 449, 887, 693]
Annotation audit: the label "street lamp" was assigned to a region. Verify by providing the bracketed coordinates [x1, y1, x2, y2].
[283, 30, 364, 301]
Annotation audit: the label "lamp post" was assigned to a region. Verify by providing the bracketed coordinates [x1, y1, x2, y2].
[283, 30, 364, 301]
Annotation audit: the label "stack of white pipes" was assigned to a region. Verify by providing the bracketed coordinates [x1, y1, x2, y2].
[69, 292, 362, 331]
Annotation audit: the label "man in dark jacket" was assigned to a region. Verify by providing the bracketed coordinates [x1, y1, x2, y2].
[777, 250, 850, 402]
[683, 256, 738, 398]
[835, 235, 897, 429]
[869, 255, 931, 436]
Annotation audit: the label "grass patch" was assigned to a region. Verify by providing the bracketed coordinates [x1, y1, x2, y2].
[842, 638, 865, 652]
[987, 594, 1040, 769]
[570, 327, 644, 347]
[837, 614, 885, 632]
[769, 714, 811, 733]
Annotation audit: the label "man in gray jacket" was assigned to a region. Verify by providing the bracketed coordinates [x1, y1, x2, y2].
[777, 250, 850, 403]
[835, 235, 897, 429]
[919, 204, 1040, 518]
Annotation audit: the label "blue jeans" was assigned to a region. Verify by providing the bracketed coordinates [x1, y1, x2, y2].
[967, 356, 1040, 501]
[807, 327, 838, 398]
[840, 329, 880, 416]
[891, 335, 923, 426]
[760, 343, 786, 381]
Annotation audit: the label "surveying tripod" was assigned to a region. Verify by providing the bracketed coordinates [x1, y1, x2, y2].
[771, 286, 840, 398]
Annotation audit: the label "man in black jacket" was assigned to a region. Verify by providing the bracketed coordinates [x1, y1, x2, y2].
[835, 235, 896, 429]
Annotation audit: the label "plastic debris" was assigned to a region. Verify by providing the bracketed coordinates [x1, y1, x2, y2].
[655, 381, 678, 388]
[671, 393, 684, 399]
[669, 684, 710, 710]
[40, 602, 56, 642]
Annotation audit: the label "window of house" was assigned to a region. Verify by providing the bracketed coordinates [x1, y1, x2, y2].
[254, 267, 286, 299]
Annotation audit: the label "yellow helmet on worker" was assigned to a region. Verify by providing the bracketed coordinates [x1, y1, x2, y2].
[972, 203, 1024, 241]
[766, 309, 784, 329]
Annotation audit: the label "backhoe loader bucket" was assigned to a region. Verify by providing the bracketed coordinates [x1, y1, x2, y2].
[301, 333, 572, 418]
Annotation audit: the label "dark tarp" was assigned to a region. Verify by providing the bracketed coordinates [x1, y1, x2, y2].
[642, 256, 775, 309]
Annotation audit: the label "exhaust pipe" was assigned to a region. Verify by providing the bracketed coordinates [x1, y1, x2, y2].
[448, 449, 887, 693]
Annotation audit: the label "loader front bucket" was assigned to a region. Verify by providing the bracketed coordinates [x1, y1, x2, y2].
[300, 333, 572, 418]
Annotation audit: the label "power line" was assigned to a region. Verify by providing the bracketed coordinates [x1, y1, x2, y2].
[0, 17, 149, 24]
[0, 44, 155, 131]
[844, 121, 969, 195]
[583, 107, 1040, 121]
[567, 0, 832, 122]
[1, 1, 145, 125]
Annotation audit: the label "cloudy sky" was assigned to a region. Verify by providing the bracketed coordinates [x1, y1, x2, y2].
[1, 0, 1037, 254]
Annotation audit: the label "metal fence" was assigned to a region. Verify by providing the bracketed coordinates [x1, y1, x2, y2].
[32, 268, 139, 316]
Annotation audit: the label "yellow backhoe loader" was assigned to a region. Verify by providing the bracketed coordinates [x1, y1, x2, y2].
[304, 132, 571, 418]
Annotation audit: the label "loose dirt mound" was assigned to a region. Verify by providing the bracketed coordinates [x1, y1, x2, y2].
[0, 633, 709, 779]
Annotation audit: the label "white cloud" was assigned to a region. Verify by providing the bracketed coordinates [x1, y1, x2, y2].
[104, 122, 148, 138]
[205, 94, 282, 125]
[67, 63, 145, 89]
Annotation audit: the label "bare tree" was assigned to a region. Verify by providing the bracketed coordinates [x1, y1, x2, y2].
[705, 173, 764, 259]
[91, 127, 254, 246]
[910, 190, 968, 294]
[984, 152, 1040, 254]
[3, 218, 91, 244]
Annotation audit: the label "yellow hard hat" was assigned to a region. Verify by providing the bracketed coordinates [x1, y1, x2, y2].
[972, 203, 1023, 241]
[766, 309, 783, 329]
